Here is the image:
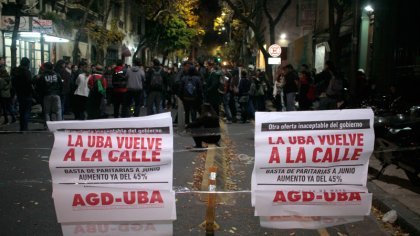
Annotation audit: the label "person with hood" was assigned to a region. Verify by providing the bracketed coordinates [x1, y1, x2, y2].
[145, 59, 165, 115]
[37, 62, 63, 122]
[11, 57, 33, 131]
[0, 56, 16, 124]
[122, 58, 145, 117]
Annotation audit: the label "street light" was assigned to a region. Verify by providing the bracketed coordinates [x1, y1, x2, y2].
[280, 33, 287, 40]
[364, 5, 374, 13]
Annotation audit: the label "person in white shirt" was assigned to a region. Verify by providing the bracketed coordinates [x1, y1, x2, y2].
[73, 62, 90, 120]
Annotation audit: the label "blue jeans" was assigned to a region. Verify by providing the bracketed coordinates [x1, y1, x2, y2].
[285, 92, 296, 111]
[147, 91, 162, 115]
[122, 89, 144, 117]
[223, 93, 232, 121]
[44, 95, 62, 121]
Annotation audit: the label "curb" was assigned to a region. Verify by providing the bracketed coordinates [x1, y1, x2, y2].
[368, 181, 420, 235]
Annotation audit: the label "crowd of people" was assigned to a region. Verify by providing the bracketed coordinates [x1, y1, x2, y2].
[0, 55, 371, 133]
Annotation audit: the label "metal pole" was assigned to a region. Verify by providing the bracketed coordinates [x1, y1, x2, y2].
[349, 0, 360, 106]
[40, 33, 44, 63]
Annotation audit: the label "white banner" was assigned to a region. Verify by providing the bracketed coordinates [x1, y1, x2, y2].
[260, 216, 363, 229]
[48, 113, 173, 190]
[62, 221, 173, 236]
[255, 186, 372, 216]
[252, 109, 374, 226]
[53, 185, 176, 223]
[48, 113, 176, 223]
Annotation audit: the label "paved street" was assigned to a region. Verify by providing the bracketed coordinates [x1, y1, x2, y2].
[0, 108, 402, 235]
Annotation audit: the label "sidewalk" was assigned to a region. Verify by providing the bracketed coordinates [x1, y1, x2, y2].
[368, 155, 420, 235]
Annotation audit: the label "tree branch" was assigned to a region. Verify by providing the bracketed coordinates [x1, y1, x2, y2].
[262, 0, 273, 23]
[223, 0, 258, 32]
[273, 0, 291, 24]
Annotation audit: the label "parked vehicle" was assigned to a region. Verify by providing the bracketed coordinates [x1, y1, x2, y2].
[374, 105, 420, 186]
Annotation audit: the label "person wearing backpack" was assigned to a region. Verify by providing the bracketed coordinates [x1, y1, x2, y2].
[111, 60, 127, 118]
[145, 59, 164, 115]
[122, 58, 145, 117]
[181, 64, 202, 125]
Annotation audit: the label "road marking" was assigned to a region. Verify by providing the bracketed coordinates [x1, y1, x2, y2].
[318, 228, 330, 236]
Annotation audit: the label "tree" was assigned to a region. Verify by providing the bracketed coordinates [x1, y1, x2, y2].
[222, 0, 291, 80]
[11, 1, 25, 69]
[134, 0, 203, 62]
[72, 0, 95, 65]
[328, 0, 351, 65]
[87, 20, 125, 65]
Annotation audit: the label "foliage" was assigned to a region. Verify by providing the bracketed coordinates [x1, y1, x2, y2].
[136, 0, 204, 55]
[159, 15, 196, 52]
[42, 12, 75, 36]
[87, 19, 125, 50]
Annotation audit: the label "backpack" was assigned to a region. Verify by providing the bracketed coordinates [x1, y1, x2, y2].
[183, 76, 197, 100]
[112, 70, 126, 89]
[150, 68, 163, 90]
[307, 84, 317, 101]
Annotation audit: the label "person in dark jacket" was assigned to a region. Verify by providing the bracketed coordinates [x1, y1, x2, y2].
[145, 59, 165, 115]
[238, 70, 251, 123]
[186, 103, 221, 150]
[11, 57, 33, 131]
[112, 59, 127, 118]
[55, 60, 71, 116]
[205, 63, 223, 116]
[298, 70, 312, 110]
[180, 63, 203, 124]
[37, 62, 63, 122]
[283, 64, 298, 111]
[0, 56, 16, 124]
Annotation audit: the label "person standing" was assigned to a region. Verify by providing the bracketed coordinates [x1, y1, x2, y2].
[206, 63, 223, 116]
[273, 67, 284, 111]
[238, 71, 251, 123]
[54, 60, 71, 117]
[122, 58, 145, 117]
[73, 62, 90, 120]
[298, 71, 312, 111]
[180, 63, 202, 124]
[0, 56, 16, 124]
[146, 59, 164, 115]
[37, 62, 63, 122]
[283, 64, 298, 111]
[112, 60, 127, 118]
[11, 57, 33, 131]
[87, 65, 107, 119]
